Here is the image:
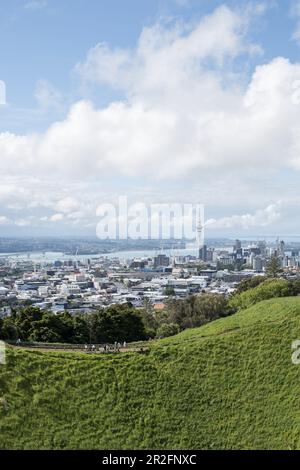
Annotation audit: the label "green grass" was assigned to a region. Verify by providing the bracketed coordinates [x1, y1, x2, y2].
[2, 297, 300, 450]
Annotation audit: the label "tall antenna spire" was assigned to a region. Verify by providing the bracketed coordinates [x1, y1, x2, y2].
[197, 215, 203, 249]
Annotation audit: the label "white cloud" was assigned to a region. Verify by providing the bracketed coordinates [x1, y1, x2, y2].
[76, 5, 261, 90]
[50, 213, 64, 222]
[2, 56, 300, 180]
[0, 216, 10, 225]
[206, 202, 282, 230]
[54, 196, 80, 214]
[0, 5, 296, 184]
[15, 218, 31, 227]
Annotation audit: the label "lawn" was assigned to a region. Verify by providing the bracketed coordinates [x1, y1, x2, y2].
[1, 297, 300, 449]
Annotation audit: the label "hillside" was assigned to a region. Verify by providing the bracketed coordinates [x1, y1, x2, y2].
[1, 297, 300, 450]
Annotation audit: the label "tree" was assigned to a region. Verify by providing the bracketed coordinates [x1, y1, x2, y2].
[0, 308, 86, 344]
[0, 304, 148, 345]
[167, 294, 227, 329]
[228, 279, 291, 312]
[13, 306, 43, 340]
[140, 298, 158, 331]
[29, 327, 61, 343]
[266, 254, 282, 278]
[85, 313, 97, 344]
[287, 279, 300, 296]
[156, 323, 180, 339]
[188, 294, 227, 328]
[72, 315, 90, 343]
[236, 276, 266, 294]
[164, 286, 175, 297]
[55, 311, 76, 343]
[92, 304, 147, 343]
[28, 312, 76, 343]
[0, 318, 19, 340]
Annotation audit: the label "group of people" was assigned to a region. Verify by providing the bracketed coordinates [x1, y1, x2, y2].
[84, 341, 127, 354]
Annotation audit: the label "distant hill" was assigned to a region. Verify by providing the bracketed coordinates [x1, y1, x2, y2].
[1, 297, 300, 450]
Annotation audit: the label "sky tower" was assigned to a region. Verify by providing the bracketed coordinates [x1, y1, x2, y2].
[196, 206, 206, 261]
[197, 218, 204, 249]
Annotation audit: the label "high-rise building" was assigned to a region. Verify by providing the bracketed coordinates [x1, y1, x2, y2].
[154, 254, 170, 268]
[199, 245, 207, 262]
[253, 256, 264, 272]
[206, 248, 214, 262]
[258, 240, 267, 255]
[234, 239, 242, 252]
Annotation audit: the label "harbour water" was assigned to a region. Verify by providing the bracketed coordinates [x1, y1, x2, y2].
[0, 248, 201, 263]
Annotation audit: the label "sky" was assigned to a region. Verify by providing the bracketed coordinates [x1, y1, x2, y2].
[1, 0, 300, 239]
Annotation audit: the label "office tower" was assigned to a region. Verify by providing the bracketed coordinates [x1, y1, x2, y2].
[234, 239, 242, 252]
[199, 244, 207, 262]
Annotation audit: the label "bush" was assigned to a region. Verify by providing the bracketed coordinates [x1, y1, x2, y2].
[167, 293, 228, 329]
[236, 276, 266, 294]
[287, 279, 300, 296]
[156, 323, 180, 339]
[228, 279, 292, 312]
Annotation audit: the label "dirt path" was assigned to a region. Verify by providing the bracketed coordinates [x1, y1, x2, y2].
[10, 345, 150, 354]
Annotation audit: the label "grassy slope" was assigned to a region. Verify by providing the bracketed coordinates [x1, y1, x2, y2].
[1, 297, 300, 450]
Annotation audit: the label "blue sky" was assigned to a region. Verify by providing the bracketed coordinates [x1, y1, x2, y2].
[1, 1, 193, 112]
[1, 0, 299, 125]
[1, 0, 300, 238]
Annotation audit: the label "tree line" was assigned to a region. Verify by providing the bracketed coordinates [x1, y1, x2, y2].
[0, 304, 147, 344]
